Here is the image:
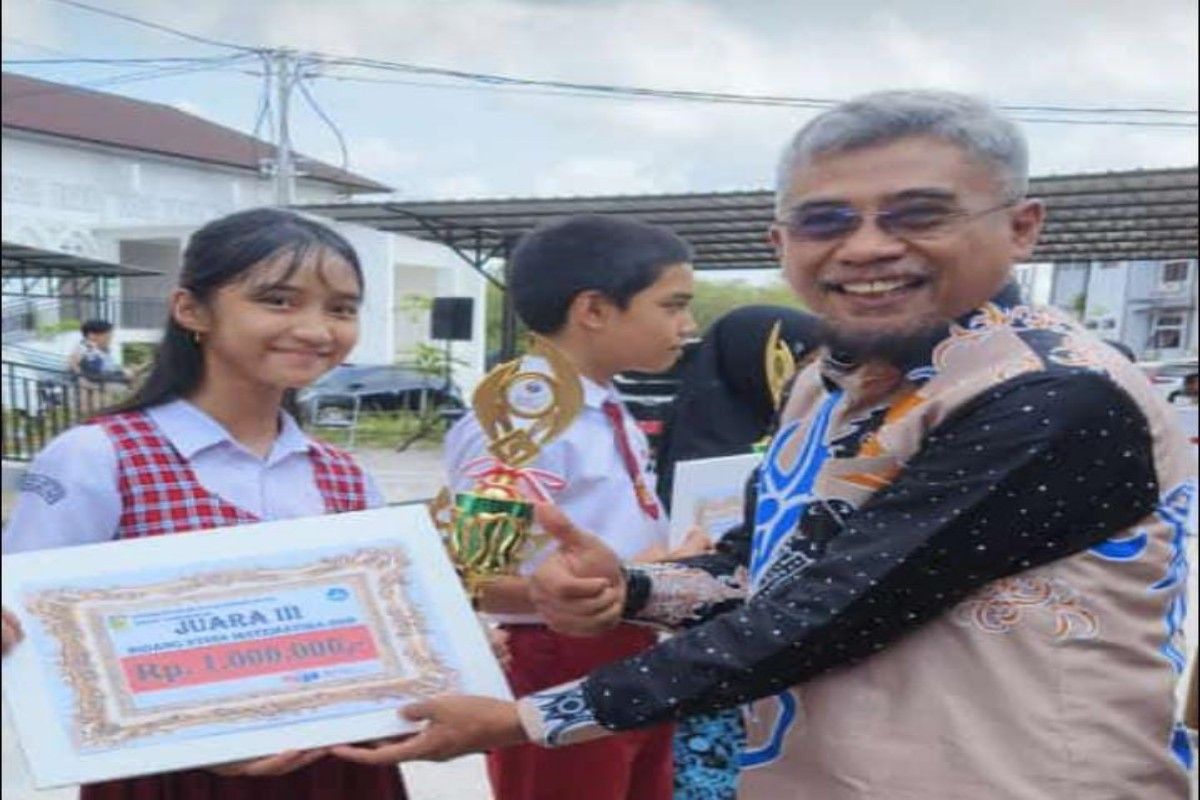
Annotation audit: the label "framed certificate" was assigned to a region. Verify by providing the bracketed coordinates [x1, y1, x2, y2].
[1, 505, 509, 788]
[668, 453, 759, 549]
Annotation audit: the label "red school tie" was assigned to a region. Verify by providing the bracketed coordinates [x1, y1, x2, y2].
[601, 399, 661, 520]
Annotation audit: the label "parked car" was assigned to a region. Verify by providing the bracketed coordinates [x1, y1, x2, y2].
[296, 364, 465, 425]
[1137, 358, 1199, 402]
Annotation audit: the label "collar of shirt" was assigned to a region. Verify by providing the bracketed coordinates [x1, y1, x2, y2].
[819, 281, 1024, 393]
[146, 399, 312, 465]
[580, 374, 622, 411]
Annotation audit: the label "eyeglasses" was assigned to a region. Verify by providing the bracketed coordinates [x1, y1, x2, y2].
[776, 198, 1019, 242]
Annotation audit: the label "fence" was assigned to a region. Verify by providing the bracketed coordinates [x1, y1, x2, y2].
[1, 360, 121, 462]
[1, 298, 169, 342]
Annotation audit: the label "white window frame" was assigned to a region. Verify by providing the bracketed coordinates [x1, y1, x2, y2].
[1148, 310, 1187, 351]
[1157, 260, 1191, 292]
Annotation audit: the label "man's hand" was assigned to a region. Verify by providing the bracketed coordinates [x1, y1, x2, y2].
[209, 748, 328, 777]
[2, 606, 24, 656]
[332, 696, 527, 764]
[528, 504, 626, 636]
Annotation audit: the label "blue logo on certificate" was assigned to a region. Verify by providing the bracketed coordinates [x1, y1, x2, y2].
[326, 587, 349, 601]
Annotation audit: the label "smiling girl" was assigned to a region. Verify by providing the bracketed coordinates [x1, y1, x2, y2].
[1, 208, 407, 800]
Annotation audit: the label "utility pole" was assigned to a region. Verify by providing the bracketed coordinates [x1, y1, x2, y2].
[273, 48, 297, 206]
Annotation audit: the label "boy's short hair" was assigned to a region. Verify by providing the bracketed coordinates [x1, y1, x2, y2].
[80, 319, 114, 336]
[509, 214, 692, 334]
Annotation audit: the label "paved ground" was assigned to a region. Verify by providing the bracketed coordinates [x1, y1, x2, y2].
[1, 445, 493, 800]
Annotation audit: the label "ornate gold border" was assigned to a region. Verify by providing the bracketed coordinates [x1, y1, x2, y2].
[23, 548, 457, 749]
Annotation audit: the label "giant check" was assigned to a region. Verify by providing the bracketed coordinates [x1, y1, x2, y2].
[1, 505, 509, 788]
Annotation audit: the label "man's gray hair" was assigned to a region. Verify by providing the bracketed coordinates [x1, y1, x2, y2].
[775, 90, 1029, 211]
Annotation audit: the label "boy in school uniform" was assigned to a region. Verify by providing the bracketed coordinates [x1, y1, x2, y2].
[442, 214, 697, 800]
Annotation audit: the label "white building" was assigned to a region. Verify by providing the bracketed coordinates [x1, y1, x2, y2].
[1016, 259, 1199, 362]
[1, 71, 486, 391]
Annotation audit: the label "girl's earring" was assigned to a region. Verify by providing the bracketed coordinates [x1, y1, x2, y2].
[193, 331, 202, 346]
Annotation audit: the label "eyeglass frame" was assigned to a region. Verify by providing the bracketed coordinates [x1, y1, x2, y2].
[773, 196, 1023, 243]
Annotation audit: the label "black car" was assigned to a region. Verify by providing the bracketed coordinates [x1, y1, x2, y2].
[297, 364, 465, 423]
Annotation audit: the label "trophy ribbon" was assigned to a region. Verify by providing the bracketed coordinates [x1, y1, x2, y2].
[460, 456, 567, 503]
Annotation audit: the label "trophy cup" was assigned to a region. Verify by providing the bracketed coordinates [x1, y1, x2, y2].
[430, 337, 583, 605]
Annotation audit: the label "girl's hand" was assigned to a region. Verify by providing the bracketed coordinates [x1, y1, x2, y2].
[208, 748, 328, 777]
[2, 607, 24, 656]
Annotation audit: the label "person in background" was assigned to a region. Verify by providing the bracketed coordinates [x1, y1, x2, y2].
[1168, 372, 1198, 406]
[654, 304, 821, 800]
[67, 318, 133, 385]
[656, 304, 823, 506]
[436, 214, 696, 800]
[2, 208, 408, 800]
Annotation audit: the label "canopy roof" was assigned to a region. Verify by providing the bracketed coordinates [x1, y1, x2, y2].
[301, 166, 1198, 270]
[2, 241, 160, 280]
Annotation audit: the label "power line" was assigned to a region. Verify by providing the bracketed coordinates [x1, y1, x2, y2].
[23, 0, 1200, 121]
[23, 0, 1200, 125]
[40, 0, 254, 52]
[315, 54, 1199, 119]
[3, 55, 231, 65]
[2, 53, 256, 104]
[1, 35, 81, 58]
[312, 66, 1198, 129]
[295, 66, 349, 171]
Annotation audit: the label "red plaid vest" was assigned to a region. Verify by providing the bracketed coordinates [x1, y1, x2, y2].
[93, 411, 368, 539]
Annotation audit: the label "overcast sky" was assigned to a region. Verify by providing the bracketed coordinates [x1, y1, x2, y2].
[3, 0, 1197, 200]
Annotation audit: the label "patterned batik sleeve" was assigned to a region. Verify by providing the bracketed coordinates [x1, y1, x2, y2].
[573, 370, 1160, 732]
[621, 466, 759, 629]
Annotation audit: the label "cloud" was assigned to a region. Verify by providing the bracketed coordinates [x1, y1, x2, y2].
[532, 154, 686, 195]
[14, 0, 1197, 198]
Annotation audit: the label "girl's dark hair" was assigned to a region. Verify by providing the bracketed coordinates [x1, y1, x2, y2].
[112, 208, 363, 415]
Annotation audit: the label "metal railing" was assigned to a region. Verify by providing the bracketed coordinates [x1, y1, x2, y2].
[0, 297, 169, 341]
[1, 360, 129, 462]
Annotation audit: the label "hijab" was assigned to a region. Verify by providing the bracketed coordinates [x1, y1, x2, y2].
[655, 304, 822, 509]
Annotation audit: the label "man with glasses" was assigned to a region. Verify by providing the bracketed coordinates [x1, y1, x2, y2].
[336, 91, 1195, 799]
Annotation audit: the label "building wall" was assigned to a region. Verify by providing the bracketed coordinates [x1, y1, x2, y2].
[1, 129, 486, 388]
[1122, 258, 1197, 360]
[1043, 258, 1198, 362]
[1049, 262, 1090, 315]
[1082, 261, 1129, 339]
[1, 131, 341, 258]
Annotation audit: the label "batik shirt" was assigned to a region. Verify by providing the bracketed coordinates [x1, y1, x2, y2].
[515, 285, 1195, 800]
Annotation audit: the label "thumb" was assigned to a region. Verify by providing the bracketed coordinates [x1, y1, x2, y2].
[534, 503, 589, 551]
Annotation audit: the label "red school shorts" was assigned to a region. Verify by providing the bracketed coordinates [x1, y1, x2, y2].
[488, 623, 673, 800]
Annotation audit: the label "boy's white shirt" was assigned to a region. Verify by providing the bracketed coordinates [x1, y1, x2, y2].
[443, 368, 669, 625]
[2, 399, 385, 554]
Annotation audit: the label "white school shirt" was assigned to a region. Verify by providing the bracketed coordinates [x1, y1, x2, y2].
[443, 373, 669, 624]
[2, 399, 384, 554]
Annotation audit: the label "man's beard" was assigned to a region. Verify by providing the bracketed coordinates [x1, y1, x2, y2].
[817, 315, 949, 365]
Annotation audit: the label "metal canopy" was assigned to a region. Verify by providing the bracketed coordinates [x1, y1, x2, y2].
[2, 242, 161, 281]
[300, 166, 1198, 272]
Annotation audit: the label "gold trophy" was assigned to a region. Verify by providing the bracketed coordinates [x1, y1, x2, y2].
[755, 320, 799, 453]
[430, 337, 583, 604]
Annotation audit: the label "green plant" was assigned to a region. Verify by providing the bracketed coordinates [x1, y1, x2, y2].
[408, 342, 469, 380]
[398, 293, 433, 323]
[304, 409, 450, 450]
[35, 318, 81, 338]
[121, 342, 157, 370]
